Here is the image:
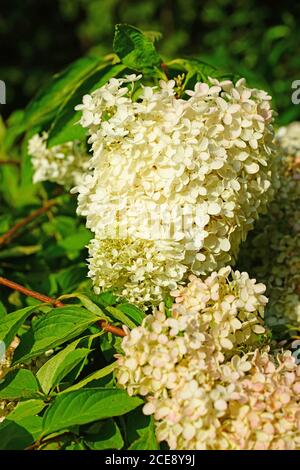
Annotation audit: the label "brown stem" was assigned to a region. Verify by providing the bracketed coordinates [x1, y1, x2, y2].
[0, 276, 126, 337]
[161, 62, 170, 80]
[0, 199, 57, 246]
[0, 276, 64, 307]
[0, 159, 20, 166]
[26, 432, 73, 451]
[98, 320, 126, 337]
[26, 441, 41, 451]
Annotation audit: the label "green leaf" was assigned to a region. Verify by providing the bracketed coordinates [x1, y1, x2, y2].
[129, 418, 158, 450]
[7, 400, 46, 420]
[99, 331, 123, 360]
[48, 63, 126, 147]
[0, 165, 23, 207]
[62, 361, 117, 393]
[0, 115, 6, 147]
[106, 306, 137, 329]
[58, 228, 91, 253]
[166, 58, 235, 90]
[0, 341, 5, 363]
[84, 419, 123, 450]
[0, 304, 41, 348]
[64, 440, 86, 450]
[2, 111, 24, 151]
[55, 266, 89, 294]
[117, 303, 145, 326]
[13, 306, 99, 363]
[265, 25, 290, 42]
[0, 369, 40, 400]
[59, 293, 110, 322]
[43, 215, 76, 238]
[113, 24, 161, 71]
[4, 56, 104, 147]
[126, 408, 159, 450]
[0, 416, 42, 450]
[21, 132, 40, 187]
[0, 301, 7, 319]
[42, 388, 143, 435]
[37, 341, 90, 394]
[0, 244, 41, 259]
[143, 30, 163, 43]
[0, 214, 11, 234]
[93, 291, 118, 308]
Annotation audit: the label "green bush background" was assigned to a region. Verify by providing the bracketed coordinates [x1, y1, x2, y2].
[0, 6, 299, 451]
[1, 0, 300, 123]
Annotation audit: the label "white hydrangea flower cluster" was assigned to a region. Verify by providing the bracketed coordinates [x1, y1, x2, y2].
[149, 349, 300, 450]
[115, 268, 300, 450]
[28, 133, 90, 188]
[171, 266, 267, 350]
[220, 350, 300, 450]
[74, 74, 277, 305]
[87, 237, 187, 304]
[238, 122, 300, 325]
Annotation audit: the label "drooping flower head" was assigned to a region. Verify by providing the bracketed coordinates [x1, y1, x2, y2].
[74, 74, 278, 305]
[116, 267, 268, 396]
[116, 269, 300, 450]
[149, 349, 300, 450]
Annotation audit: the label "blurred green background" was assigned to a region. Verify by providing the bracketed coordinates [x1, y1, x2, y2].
[1, 0, 300, 124]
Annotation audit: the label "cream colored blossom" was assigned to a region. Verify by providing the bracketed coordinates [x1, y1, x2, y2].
[152, 350, 300, 450]
[116, 271, 300, 450]
[28, 133, 90, 188]
[171, 267, 267, 350]
[221, 350, 300, 450]
[88, 237, 187, 304]
[74, 75, 278, 305]
[116, 268, 267, 398]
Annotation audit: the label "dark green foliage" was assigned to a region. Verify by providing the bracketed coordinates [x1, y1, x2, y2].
[0, 11, 297, 450]
[1, 0, 299, 123]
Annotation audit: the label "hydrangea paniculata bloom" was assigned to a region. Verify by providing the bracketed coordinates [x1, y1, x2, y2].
[116, 267, 267, 395]
[116, 269, 300, 450]
[150, 349, 300, 450]
[74, 75, 277, 305]
[220, 350, 300, 450]
[28, 133, 90, 188]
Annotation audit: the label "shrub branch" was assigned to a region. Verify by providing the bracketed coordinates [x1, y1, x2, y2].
[0, 159, 20, 166]
[0, 275, 126, 337]
[0, 199, 57, 246]
[98, 319, 126, 337]
[0, 275, 64, 306]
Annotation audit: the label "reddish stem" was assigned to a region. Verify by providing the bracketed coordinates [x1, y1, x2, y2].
[98, 320, 126, 337]
[0, 200, 57, 246]
[0, 159, 20, 166]
[161, 62, 170, 79]
[0, 276, 64, 307]
[0, 276, 126, 337]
